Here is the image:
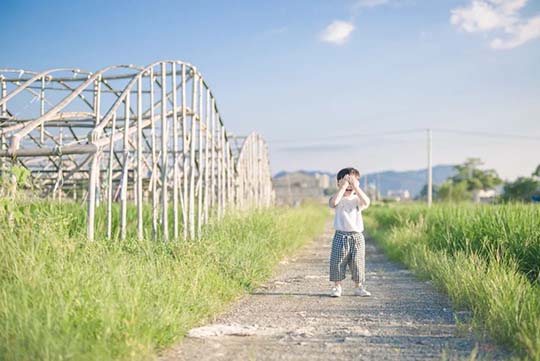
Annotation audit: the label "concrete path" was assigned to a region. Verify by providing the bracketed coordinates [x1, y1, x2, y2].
[160, 222, 510, 360]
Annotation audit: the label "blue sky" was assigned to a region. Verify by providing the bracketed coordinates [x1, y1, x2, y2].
[2, 0, 540, 180]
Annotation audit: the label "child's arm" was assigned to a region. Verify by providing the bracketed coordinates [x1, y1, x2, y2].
[349, 175, 371, 208]
[329, 178, 349, 208]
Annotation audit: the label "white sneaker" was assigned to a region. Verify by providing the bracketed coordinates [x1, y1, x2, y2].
[355, 286, 371, 297]
[331, 285, 342, 297]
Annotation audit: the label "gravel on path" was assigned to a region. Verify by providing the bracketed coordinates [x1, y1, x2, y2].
[160, 222, 511, 360]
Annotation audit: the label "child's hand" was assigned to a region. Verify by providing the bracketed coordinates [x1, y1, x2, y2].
[338, 178, 349, 189]
[348, 176, 359, 188]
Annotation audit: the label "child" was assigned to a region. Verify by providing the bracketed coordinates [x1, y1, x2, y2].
[328, 167, 371, 297]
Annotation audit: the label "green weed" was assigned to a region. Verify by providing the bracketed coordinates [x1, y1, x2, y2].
[0, 200, 329, 360]
[365, 204, 540, 360]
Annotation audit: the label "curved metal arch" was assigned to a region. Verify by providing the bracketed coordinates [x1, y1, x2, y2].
[0, 68, 92, 107]
[235, 132, 274, 209]
[0, 61, 274, 242]
[8, 64, 144, 149]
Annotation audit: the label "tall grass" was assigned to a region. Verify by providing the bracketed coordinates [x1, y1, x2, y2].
[365, 204, 540, 360]
[0, 200, 329, 361]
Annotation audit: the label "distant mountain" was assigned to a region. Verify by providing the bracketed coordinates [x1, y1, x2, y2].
[361, 165, 457, 197]
[273, 165, 457, 197]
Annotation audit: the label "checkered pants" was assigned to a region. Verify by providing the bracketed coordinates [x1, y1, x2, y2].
[329, 231, 365, 284]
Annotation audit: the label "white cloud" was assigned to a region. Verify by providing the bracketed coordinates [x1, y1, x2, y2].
[319, 20, 355, 45]
[450, 0, 540, 49]
[491, 15, 540, 49]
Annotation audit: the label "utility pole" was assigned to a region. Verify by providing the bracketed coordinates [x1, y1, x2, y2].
[427, 128, 432, 207]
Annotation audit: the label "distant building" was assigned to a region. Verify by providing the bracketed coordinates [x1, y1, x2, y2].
[386, 189, 411, 202]
[366, 183, 380, 201]
[273, 171, 328, 205]
[315, 173, 331, 189]
[473, 189, 498, 203]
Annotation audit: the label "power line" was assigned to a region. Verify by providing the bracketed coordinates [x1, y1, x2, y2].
[269, 128, 540, 144]
[269, 129, 424, 143]
[432, 128, 540, 141]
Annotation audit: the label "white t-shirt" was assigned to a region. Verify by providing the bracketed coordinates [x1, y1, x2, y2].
[331, 194, 369, 233]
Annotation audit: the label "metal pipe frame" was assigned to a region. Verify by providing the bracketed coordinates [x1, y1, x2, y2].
[0, 61, 274, 241]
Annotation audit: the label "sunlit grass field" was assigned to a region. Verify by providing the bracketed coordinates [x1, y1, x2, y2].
[0, 200, 329, 361]
[364, 203, 540, 360]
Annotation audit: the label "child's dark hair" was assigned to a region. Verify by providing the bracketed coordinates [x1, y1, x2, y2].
[337, 167, 360, 181]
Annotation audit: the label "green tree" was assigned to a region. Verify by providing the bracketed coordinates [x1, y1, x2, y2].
[502, 177, 540, 202]
[418, 183, 439, 200]
[450, 158, 502, 191]
[533, 164, 540, 178]
[436, 158, 502, 202]
[437, 180, 471, 202]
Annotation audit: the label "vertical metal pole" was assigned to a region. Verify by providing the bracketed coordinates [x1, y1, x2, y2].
[172, 63, 179, 240]
[161, 62, 169, 241]
[87, 77, 102, 240]
[252, 138, 256, 203]
[252, 136, 257, 207]
[225, 141, 232, 207]
[257, 134, 264, 208]
[120, 95, 131, 240]
[262, 140, 268, 207]
[258, 137, 263, 207]
[243, 146, 247, 208]
[87, 149, 99, 241]
[203, 89, 210, 224]
[238, 159, 243, 209]
[246, 139, 251, 205]
[216, 121, 223, 219]
[181, 64, 188, 239]
[265, 141, 272, 206]
[251, 138, 255, 204]
[0, 136, 5, 178]
[188, 69, 198, 239]
[0, 76, 6, 117]
[150, 68, 158, 240]
[230, 142, 235, 206]
[0, 77, 4, 175]
[220, 124, 226, 218]
[58, 130, 64, 201]
[40, 77, 45, 143]
[137, 76, 144, 240]
[106, 113, 117, 239]
[197, 78, 203, 237]
[427, 128, 433, 207]
[210, 100, 216, 212]
[242, 152, 247, 209]
[94, 78, 101, 129]
[94, 78, 102, 208]
[244, 151, 248, 208]
[239, 149, 244, 209]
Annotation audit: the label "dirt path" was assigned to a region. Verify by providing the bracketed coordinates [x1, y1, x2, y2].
[160, 222, 510, 360]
